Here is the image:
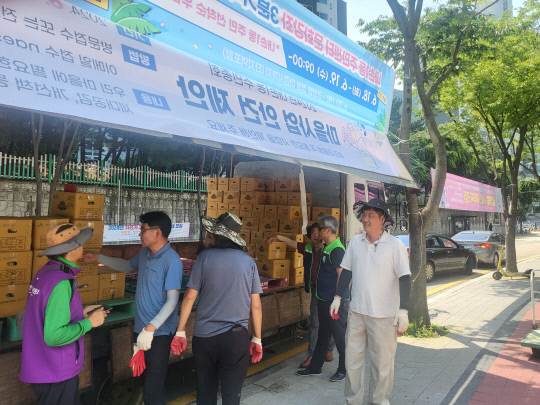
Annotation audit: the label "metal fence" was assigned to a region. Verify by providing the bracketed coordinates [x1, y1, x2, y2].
[0, 152, 208, 192]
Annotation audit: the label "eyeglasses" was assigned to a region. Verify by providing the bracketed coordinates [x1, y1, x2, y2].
[140, 226, 159, 233]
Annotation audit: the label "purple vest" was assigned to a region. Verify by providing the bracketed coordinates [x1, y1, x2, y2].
[20, 260, 85, 384]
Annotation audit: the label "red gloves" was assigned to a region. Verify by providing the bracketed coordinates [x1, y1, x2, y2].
[171, 331, 187, 356]
[129, 346, 146, 377]
[250, 337, 263, 363]
[330, 296, 341, 320]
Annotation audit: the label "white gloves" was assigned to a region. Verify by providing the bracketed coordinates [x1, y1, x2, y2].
[393, 309, 409, 334]
[330, 296, 341, 320]
[137, 328, 155, 351]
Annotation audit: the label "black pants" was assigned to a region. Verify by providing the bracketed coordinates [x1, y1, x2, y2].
[309, 299, 348, 374]
[133, 332, 174, 405]
[192, 327, 250, 405]
[31, 375, 80, 405]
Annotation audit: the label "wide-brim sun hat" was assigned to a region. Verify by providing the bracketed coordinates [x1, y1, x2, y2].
[353, 198, 394, 228]
[38, 223, 93, 257]
[201, 212, 246, 247]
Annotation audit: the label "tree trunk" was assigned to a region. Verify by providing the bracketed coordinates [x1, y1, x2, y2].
[31, 114, 43, 216]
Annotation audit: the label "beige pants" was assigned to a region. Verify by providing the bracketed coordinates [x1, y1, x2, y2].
[345, 311, 397, 405]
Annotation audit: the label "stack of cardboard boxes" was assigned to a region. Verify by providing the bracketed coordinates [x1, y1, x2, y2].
[206, 178, 340, 290]
[48, 190, 125, 304]
[0, 217, 33, 318]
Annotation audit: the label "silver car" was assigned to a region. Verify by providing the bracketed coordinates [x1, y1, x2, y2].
[451, 231, 505, 266]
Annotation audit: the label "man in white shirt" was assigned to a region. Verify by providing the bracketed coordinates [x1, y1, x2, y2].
[330, 199, 411, 405]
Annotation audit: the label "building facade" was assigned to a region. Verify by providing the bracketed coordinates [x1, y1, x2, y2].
[296, 0, 347, 35]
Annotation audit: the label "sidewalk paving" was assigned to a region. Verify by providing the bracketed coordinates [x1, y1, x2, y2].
[233, 256, 540, 405]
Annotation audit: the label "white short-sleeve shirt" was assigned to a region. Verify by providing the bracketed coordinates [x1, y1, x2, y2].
[341, 232, 411, 318]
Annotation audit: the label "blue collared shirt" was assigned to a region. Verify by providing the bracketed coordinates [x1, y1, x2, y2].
[129, 243, 183, 336]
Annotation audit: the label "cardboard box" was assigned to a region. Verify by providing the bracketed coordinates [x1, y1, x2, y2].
[32, 217, 70, 250]
[264, 205, 277, 219]
[207, 178, 218, 191]
[228, 203, 240, 217]
[223, 191, 240, 204]
[253, 192, 267, 205]
[254, 179, 265, 192]
[292, 179, 301, 192]
[207, 202, 219, 217]
[260, 278, 269, 292]
[287, 192, 301, 205]
[246, 244, 256, 258]
[275, 179, 294, 192]
[259, 219, 278, 233]
[311, 207, 341, 220]
[207, 191, 223, 203]
[263, 180, 275, 192]
[217, 203, 228, 217]
[268, 277, 289, 289]
[50, 191, 104, 220]
[251, 205, 265, 218]
[287, 251, 303, 268]
[255, 241, 287, 260]
[239, 204, 253, 218]
[265, 192, 276, 205]
[72, 220, 104, 249]
[243, 218, 259, 232]
[76, 274, 99, 304]
[32, 250, 49, 278]
[240, 191, 256, 204]
[277, 206, 302, 220]
[250, 231, 265, 246]
[275, 192, 288, 206]
[229, 178, 241, 191]
[289, 267, 304, 286]
[279, 220, 300, 234]
[206, 208, 218, 218]
[239, 230, 251, 244]
[0, 283, 28, 317]
[0, 251, 32, 286]
[98, 268, 126, 301]
[306, 193, 313, 206]
[257, 259, 290, 279]
[0, 217, 32, 252]
[79, 248, 100, 277]
[240, 178, 257, 191]
[218, 178, 229, 191]
[281, 233, 305, 243]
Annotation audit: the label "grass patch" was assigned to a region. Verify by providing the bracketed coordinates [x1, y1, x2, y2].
[402, 317, 449, 338]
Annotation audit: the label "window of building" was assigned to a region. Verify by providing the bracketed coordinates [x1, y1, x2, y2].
[318, 0, 328, 4]
[319, 12, 328, 20]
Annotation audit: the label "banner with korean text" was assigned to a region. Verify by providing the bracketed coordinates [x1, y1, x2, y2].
[0, 0, 414, 184]
[103, 223, 190, 243]
[431, 169, 504, 213]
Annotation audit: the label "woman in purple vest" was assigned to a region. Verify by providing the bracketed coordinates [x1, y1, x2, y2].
[20, 223, 108, 405]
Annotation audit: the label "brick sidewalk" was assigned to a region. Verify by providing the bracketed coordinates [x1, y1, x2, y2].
[468, 302, 540, 405]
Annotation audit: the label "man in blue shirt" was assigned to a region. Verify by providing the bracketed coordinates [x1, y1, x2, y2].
[82, 211, 182, 405]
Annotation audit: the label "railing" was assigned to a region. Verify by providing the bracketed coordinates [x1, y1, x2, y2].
[0, 152, 208, 192]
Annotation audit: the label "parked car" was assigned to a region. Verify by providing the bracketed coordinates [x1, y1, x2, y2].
[451, 231, 505, 266]
[395, 234, 477, 282]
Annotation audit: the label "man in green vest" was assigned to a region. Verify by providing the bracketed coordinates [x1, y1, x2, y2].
[297, 215, 347, 382]
[267, 222, 335, 368]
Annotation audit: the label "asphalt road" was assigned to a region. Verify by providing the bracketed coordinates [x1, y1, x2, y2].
[426, 232, 540, 293]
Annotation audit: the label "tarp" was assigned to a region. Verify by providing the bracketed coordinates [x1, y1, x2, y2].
[431, 169, 504, 213]
[0, 0, 417, 187]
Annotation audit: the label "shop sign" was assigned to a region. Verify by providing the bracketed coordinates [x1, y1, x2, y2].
[431, 169, 504, 213]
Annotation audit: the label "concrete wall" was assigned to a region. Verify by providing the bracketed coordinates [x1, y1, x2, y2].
[0, 180, 206, 242]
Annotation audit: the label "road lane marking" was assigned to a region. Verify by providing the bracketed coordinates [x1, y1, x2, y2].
[427, 254, 540, 296]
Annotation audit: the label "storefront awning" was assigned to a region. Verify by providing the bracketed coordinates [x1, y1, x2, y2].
[0, 0, 417, 189]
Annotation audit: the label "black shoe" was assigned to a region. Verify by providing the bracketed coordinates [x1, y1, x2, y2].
[297, 368, 322, 376]
[330, 371, 346, 382]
